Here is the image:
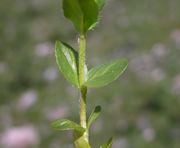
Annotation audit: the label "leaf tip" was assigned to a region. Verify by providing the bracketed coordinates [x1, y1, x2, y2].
[95, 105, 102, 113]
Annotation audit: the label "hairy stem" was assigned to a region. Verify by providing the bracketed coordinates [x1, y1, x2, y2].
[79, 35, 86, 86]
[80, 86, 88, 140]
[78, 35, 89, 143]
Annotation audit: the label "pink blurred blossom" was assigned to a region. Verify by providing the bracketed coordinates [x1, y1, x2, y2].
[46, 106, 68, 121]
[17, 90, 37, 110]
[0, 126, 39, 148]
[35, 42, 53, 57]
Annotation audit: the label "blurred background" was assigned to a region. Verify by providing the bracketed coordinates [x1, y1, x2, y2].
[0, 0, 180, 148]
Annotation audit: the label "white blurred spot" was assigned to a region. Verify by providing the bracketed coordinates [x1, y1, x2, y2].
[152, 43, 167, 58]
[17, 90, 37, 110]
[35, 42, 53, 57]
[43, 67, 58, 81]
[170, 29, 180, 48]
[0, 126, 39, 148]
[142, 128, 155, 142]
[0, 62, 8, 74]
[151, 68, 166, 81]
[171, 75, 180, 95]
[130, 54, 155, 79]
[137, 116, 155, 141]
[113, 138, 128, 148]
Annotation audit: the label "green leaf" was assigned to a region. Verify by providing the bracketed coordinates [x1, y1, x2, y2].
[95, 0, 106, 10]
[100, 137, 113, 148]
[85, 58, 128, 88]
[87, 105, 101, 128]
[55, 41, 79, 87]
[62, 0, 99, 34]
[51, 119, 85, 135]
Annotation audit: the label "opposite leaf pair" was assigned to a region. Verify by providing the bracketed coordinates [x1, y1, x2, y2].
[51, 106, 112, 147]
[55, 41, 128, 88]
[51, 106, 101, 134]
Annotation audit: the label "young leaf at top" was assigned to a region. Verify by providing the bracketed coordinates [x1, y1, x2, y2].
[50, 119, 85, 135]
[100, 137, 113, 148]
[95, 0, 106, 10]
[87, 105, 101, 128]
[85, 58, 128, 88]
[55, 41, 79, 87]
[62, 0, 99, 34]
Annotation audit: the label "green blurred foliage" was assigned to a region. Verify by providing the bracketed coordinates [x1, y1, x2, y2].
[0, 0, 180, 148]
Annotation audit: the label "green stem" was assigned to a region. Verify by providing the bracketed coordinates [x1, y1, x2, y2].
[80, 86, 88, 140]
[79, 35, 86, 86]
[78, 35, 89, 143]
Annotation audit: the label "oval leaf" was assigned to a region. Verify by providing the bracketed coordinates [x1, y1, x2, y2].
[63, 0, 99, 33]
[55, 41, 79, 87]
[100, 137, 113, 148]
[51, 119, 85, 135]
[87, 105, 101, 128]
[85, 58, 128, 88]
